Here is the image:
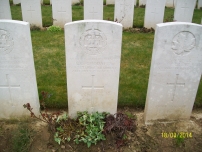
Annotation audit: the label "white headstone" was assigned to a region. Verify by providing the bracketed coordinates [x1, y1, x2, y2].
[50, 0, 52, 5]
[106, 0, 114, 5]
[21, 0, 43, 27]
[0, 20, 40, 119]
[65, 20, 122, 118]
[198, 0, 202, 9]
[114, 0, 135, 29]
[144, 0, 166, 29]
[139, 0, 146, 6]
[144, 22, 202, 124]
[84, 0, 103, 20]
[72, 0, 80, 5]
[52, 0, 72, 28]
[13, 0, 21, 5]
[134, 0, 136, 6]
[174, 0, 197, 22]
[0, 0, 12, 19]
[166, 0, 174, 7]
[41, 0, 43, 4]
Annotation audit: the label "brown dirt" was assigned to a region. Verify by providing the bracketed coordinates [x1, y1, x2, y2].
[0, 107, 202, 152]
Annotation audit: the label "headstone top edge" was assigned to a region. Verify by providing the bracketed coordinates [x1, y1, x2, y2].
[64, 20, 123, 27]
[156, 22, 202, 28]
[0, 20, 29, 26]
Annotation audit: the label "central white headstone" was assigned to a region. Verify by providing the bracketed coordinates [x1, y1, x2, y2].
[84, 0, 103, 20]
[65, 20, 122, 118]
[52, 0, 72, 28]
[144, 0, 166, 29]
[114, 0, 135, 29]
[0, 20, 40, 119]
[144, 22, 202, 124]
[21, 0, 43, 27]
[0, 0, 12, 19]
[174, 0, 197, 22]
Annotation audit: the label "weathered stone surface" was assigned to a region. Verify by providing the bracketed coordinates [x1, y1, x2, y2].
[114, 0, 134, 29]
[65, 20, 122, 118]
[144, 0, 166, 29]
[106, 0, 114, 5]
[198, 0, 202, 9]
[52, 0, 72, 28]
[72, 0, 80, 5]
[144, 22, 202, 124]
[0, 0, 12, 19]
[166, 0, 174, 7]
[139, 0, 146, 6]
[84, 0, 103, 20]
[13, 0, 21, 5]
[174, 0, 197, 22]
[0, 20, 40, 119]
[107, 0, 136, 5]
[21, 0, 43, 27]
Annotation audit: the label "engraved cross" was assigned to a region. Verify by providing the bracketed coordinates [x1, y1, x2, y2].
[89, 7, 98, 19]
[82, 75, 104, 112]
[27, 6, 35, 18]
[0, 74, 21, 106]
[167, 74, 185, 101]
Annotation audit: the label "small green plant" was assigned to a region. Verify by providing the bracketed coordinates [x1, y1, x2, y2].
[47, 25, 62, 32]
[175, 134, 185, 146]
[75, 111, 107, 148]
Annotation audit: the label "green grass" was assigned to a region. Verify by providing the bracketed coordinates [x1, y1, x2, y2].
[11, 123, 34, 152]
[9, 5, 202, 108]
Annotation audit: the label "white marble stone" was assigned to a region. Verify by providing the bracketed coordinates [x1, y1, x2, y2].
[174, 0, 197, 22]
[13, 0, 21, 5]
[144, 0, 166, 29]
[198, 0, 202, 9]
[139, 0, 146, 6]
[134, 0, 137, 6]
[144, 22, 202, 124]
[72, 0, 80, 5]
[114, 0, 134, 29]
[52, 0, 72, 28]
[0, 0, 12, 19]
[41, 0, 43, 4]
[166, 0, 174, 7]
[106, 0, 136, 5]
[106, 0, 114, 5]
[50, 0, 52, 5]
[84, 0, 103, 20]
[21, 0, 43, 27]
[65, 20, 122, 118]
[0, 20, 40, 119]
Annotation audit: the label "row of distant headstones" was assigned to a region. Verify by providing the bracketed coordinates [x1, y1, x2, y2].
[1, 0, 201, 30]
[0, 19, 202, 124]
[11, 0, 202, 8]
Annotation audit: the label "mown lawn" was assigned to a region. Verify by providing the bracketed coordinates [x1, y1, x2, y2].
[9, 3, 202, 108]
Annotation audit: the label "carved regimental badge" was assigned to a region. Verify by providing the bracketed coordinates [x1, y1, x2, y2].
[172, 31, 195, 56]
[0, 29, 14, 55]
[79, 29, 107, 55]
